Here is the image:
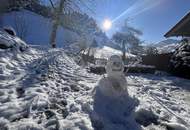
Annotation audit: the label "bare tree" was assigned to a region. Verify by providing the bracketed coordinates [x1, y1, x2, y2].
[49, 0, 64, 48]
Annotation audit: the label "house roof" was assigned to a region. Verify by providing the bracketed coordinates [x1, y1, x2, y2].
[164, 11, 190, 38]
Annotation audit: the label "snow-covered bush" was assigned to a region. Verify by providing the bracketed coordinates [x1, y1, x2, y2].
[145, 46, 158, 55]
[0, 30, 28, 51]
[170, 40, 190, 78]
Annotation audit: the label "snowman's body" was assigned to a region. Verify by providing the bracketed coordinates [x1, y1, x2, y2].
[98, 55, 128, 98]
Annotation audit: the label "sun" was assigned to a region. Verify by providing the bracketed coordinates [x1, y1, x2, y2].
[102, 19, 112, 31]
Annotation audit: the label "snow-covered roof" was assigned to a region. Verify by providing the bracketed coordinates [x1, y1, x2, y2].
[165, 11, 190, 37]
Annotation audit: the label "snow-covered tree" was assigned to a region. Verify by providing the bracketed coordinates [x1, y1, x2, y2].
[1, 0, 40, 11]
[61, 12, 98, 36]
[145, 46, 158, 55]
[112, 22, 142, 61]
[48, 0, 94, 48]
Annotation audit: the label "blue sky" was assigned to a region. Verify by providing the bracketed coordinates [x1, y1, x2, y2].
[91, 0, 190, 43]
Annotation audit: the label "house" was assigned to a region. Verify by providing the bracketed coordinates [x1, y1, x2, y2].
[164, 11, 190, 38]
[141, 11, 190, 73]
[164, 11, 190, 79]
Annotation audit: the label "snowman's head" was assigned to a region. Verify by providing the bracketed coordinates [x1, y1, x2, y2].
[106, 55, 124, 76]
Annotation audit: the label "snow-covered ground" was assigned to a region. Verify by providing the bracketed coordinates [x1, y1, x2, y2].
[0, 33, 190, 130]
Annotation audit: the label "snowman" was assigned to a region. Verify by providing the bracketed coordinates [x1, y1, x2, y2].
[92, 55, 140, 129]
[97, 55, 128, 98]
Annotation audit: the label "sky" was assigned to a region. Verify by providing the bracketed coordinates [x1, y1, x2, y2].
[90, 0, 190, 43]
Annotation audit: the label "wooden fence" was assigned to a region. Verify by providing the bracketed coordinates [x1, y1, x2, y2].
[141, 53, 173, 72]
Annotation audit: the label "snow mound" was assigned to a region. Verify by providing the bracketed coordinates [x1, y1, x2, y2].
[3, 26, 17, 36]
[161, 122, 188, 130]
[135, 107, 159, 127]
[0, 30, 28, 51]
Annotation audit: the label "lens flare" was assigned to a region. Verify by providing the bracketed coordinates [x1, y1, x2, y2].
[102, 19, 112, 31]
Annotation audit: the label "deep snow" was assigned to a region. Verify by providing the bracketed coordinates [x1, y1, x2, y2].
[0, 32, 190, 130]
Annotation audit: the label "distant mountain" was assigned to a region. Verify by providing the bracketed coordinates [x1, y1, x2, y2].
[92, 46, 136, 59]
[155, 39, 180, 54]
[155, 39, 179, 47]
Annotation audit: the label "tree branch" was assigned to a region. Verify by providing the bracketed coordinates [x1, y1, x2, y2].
[49, 0, 56, 10]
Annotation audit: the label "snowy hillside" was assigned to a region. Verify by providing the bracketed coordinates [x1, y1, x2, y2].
[1, 10, 113, 49]
[155, 39, 180, 54]
[0, 30, 190, 130]
[94, 46, 136, 59]
[1, 10, 79, 47]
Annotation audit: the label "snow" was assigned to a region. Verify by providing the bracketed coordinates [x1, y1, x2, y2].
[1, 10, 112, 48]
[0, 30, 27, 50]
[94, 46, 136, 59]
[135, 107, 159, 127]
[0, 33, 190, 130]
[1, 10, 79, 47]
[161, 122, 188, 130]
[155, 39, 180, 54]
